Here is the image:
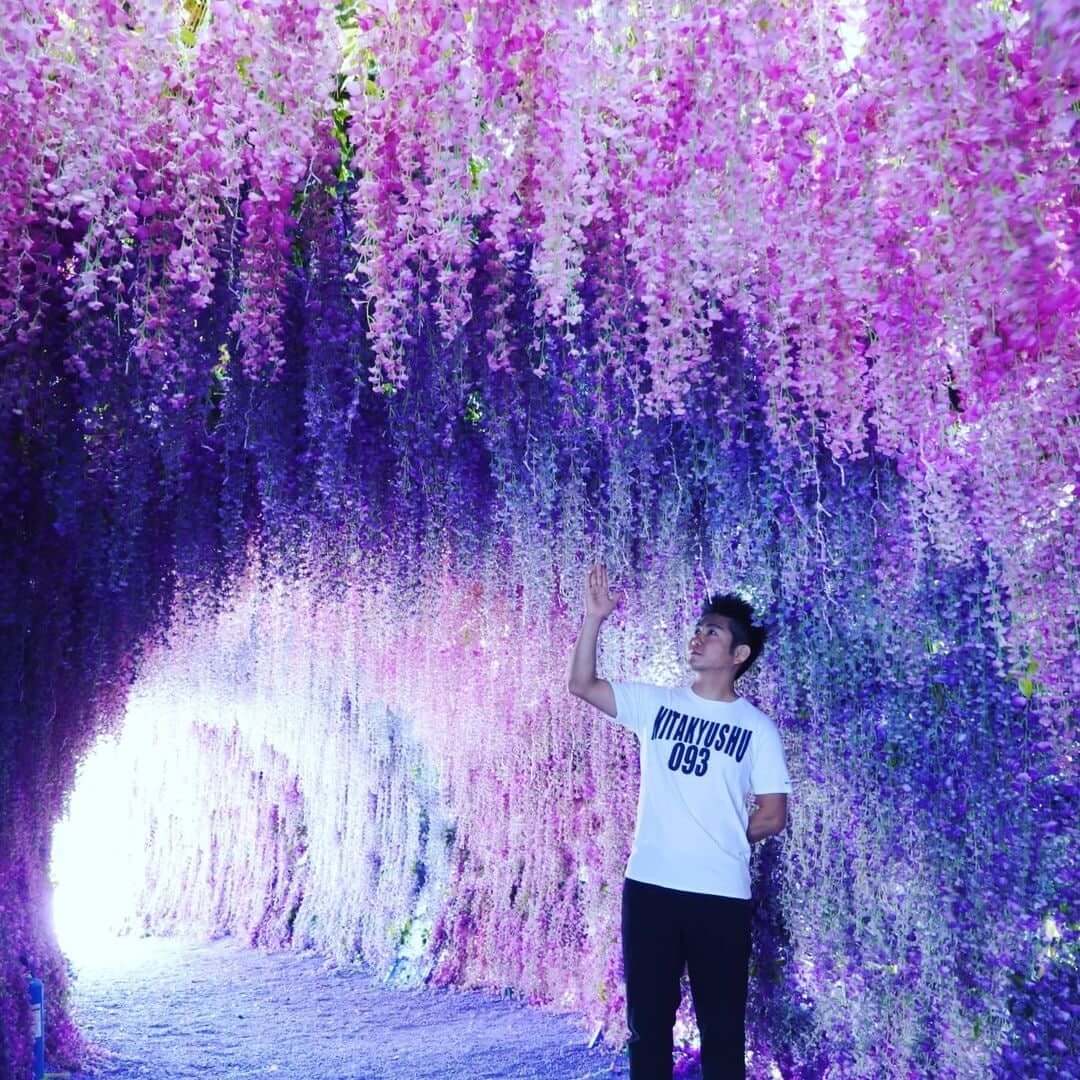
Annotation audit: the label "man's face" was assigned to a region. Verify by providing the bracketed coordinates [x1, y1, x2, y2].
[688, 614, 749, 674]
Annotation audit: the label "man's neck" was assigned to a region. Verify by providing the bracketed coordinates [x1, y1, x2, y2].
[690, 674, 740, 703]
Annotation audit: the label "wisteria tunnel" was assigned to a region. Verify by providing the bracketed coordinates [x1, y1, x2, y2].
[0, 1, 1076, 1078]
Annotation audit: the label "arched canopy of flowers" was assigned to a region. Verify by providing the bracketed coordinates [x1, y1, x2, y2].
[0, 2, 1075, 1078]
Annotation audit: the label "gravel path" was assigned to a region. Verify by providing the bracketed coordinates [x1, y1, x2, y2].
[64, 937, 629, 1080]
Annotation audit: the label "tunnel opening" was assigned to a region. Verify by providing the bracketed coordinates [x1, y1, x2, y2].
[50, 722, 150, 967]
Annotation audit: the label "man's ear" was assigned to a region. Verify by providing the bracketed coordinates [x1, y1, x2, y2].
[734, 643, 752, 666]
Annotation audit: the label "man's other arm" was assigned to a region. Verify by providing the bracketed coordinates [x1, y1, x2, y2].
[747, 793, 788, 843]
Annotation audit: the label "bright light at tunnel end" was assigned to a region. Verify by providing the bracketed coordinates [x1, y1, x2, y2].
[51, 726, 149, 965]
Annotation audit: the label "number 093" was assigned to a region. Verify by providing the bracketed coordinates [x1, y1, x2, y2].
[667, 742, 710, 777]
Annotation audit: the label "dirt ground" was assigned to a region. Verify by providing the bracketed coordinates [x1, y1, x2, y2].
[63, 936, 630, 1080]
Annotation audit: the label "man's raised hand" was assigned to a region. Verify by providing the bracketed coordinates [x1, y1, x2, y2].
[585, 563, 618, 620]
[569, 563, 618, 717]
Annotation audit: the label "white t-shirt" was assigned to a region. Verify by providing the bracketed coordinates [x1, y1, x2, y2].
[611, 681, 792, 899]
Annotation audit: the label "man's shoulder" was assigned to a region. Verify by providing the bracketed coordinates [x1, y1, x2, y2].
[614, 679, 671, 697]
[732, 696, 779, 728]
[613, 680, 680, 707]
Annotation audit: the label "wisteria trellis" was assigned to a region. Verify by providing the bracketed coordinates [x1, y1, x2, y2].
[0, 1, 1076, 1077]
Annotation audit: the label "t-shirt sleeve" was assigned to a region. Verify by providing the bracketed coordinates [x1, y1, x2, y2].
[610, 681, 654, 736]
[750, 719, 792, 794]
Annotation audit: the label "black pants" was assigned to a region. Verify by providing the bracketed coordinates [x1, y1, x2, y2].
[621, 877, 752, 1080]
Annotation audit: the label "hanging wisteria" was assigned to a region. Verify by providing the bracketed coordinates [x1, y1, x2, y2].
[0, 1, 1075, 1077]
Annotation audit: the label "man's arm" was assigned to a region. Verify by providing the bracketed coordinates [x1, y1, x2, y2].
[567, 564, 617, 718]
[747, 793, 788, 843]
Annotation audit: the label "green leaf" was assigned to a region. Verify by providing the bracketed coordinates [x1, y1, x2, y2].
[464, 391, 483, 425]
[468, 155, 488, 192]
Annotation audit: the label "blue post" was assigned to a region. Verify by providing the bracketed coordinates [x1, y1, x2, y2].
[28, 977, 45, 1080]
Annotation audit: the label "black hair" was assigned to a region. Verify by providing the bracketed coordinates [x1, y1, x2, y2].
[700, 593, 767, 679]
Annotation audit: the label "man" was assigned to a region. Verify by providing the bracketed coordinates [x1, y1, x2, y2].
[568, 563, 790, 1080]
